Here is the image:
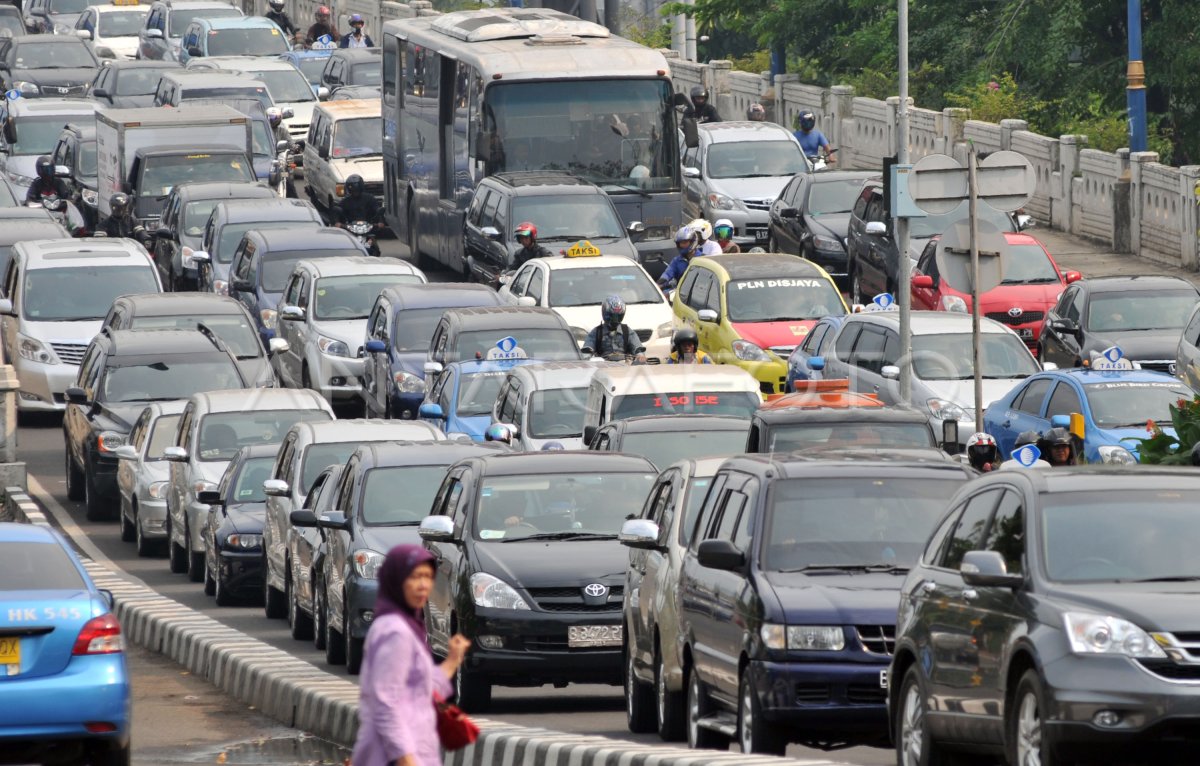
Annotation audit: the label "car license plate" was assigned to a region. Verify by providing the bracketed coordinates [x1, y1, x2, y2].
[1020, 328, 1034, 339]
[567, 625, 622, 648]
[752, 229, 768, 241]
[0, 637, 19, 675]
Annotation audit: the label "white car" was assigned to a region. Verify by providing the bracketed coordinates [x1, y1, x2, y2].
[496, 251, 674, 360]
[184, 55, 317, 148]
[490, 360, 619, 451]
[72, 3, 150, 60]
[115, 400, 186, 556]
[301, 98, 382, 212]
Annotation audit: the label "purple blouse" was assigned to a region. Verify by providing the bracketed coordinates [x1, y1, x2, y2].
[351, 614, 453, 766]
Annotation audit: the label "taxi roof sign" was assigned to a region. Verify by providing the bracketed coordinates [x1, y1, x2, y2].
[112, 0, 141, 6]
[565, 241, 601, 257]
[1091, 345, 1134, 372]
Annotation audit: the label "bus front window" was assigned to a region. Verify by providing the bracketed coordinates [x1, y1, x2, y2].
[484, 79, 678, 192]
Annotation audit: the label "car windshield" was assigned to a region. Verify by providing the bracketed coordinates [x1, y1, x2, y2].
[0, 540, 85, 590]
[909, 202, 1014, 239]
[101, 359, 242, 402]
[130, 313, 260, 358]
[762, 478, 960, 571]
[262, 249, 356, 292]
[619, 427, 748, 469]
[612, 392, 761, 420]
[510, 197, 626, 241]
[1084, 381, 1193, 428]
[807, 178, 863, 215]
[349, 62, 380, 86]
[455, 370, 507, 417]
[249, 119, 272, 158]
[78, 140, 97, 179]
[705, 140, 805, 179]
[360, 465, 449, 525]
[145, 413, 181, 459]
[295, 56, 328, 84]
[331, 117, 381, 158]
[0, 14, 23, 37]
[140, 153, 254, 198]
[13, 42, 96, 69]
[726, 277, 845, 322]
[547, 266, 661, 308]
[23, 265, 158, 321]
[181, 86, 273, 110]
[50, 0, 89, 11]
[911, 332, 1039, 380]
[1086, 291, 1198, 332]
[451, 329, 579, 363]
[474, 471, 656, 541]
[216, 221, 309, 263]
[391, 307, 445, 352]
[116, 66, 172, 96]
[300, 442, 357, 492]
[197, 409, 330, 461]
[169, 7, 240, 36]
[767, 421, 936, 451]
[182, 200, 222, 235]
[12, 116, 93, 155]
[997, 243, 1061, 284]
[314, 275, 421, 320]
[230, 455, 273, 503]
[207, 27, 289, 56]
[98, 10, 147, 36]
[252, 68, 315, 103]
[0, 181, 15, 206]
[527, 387, 587, 439]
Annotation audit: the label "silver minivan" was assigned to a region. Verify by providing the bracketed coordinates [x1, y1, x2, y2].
[490, 360, 617, 451]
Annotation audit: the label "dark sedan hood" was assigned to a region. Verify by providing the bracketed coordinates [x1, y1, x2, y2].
[1085, 329, 1180, 361]
[473, 538, 627, 589]
[762, 571, 908, 624]
[222, 502, 266, 534]
[23, 68, 96, 91]
[1045, 583, 1200, 633]
[807, 212, 852, 241]
[97, 402, 151, 432]
[359, 524, 422, 553]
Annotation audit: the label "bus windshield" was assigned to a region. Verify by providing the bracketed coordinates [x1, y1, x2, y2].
[485, 79, 678, 192]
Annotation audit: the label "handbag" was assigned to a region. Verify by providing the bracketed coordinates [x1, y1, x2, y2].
[434, 693, 479, 750]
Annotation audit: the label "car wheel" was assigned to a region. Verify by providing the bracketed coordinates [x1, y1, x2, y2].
[625, 640, 655, 733]
[120, 503, 136, 542]
[344, 602, 363, 675]
[655, 641, 685, 741]
[454, 659, 492, 713]
[203, 546, 216, 596]
[186, 523, 204, 583]
[767, 235, 778, 253]
[89, 740, 130, 766]
[301, 364, 313, 393]
[686, 664, 726, 750]
[167, 517, 187, 574]
[213, 562, 234, 606]
[896, 664, 959, 766]
[65, 449, 84, 501]
[287, 567, 314, 640]
[134, 503, 157, 558]
[739, 668, 785, 755]
[84, 463, 109, 522]
[263, 555, 286, 618]
[383, 394, 392, 420]
[313, 577, 327, 650]
[1008, 669, 1066, 766]
[324, 593, 346, 665]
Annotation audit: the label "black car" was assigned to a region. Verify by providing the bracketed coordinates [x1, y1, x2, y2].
[198, 444, 276, 605]
[89, 59, 182, 109]
[890, 467, 1200, 764]
[63, 329, 247, 521]
[587, 414, 750, 469]
[0, 35, 99, 98]
[195, 197, 323, 295]
[23, 0, 87, 34]
[425, 306, 581, 376]
[1038, 274, 1199, 372]
[675, 454, 971, 754]
[319, 47, 380, 96]
[845, 177, 1019, 305]
[746, 405, 947, 453]
[767, 170, 875, 290]
[418, 451, 658, 712]
[50, 122, 97, 227]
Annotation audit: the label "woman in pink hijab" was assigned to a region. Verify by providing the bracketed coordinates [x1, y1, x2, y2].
[352, 544, 471, 766]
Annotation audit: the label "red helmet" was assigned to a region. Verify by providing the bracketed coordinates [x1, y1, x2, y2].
[514, 221, 537, 239]
[316, 5, 330, 17]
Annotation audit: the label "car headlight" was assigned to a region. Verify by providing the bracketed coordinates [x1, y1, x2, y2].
[706, 192, 737, 211]
[732, 339, 770, 362]
[8, 171, 35, 187]
[80, 188, 98, 207]
[97, 431, 128, 453]
[392, 370, 424, 393]
[260, 308, 278, 329]
[1063, 612, 1166, 658]
[352, 549, 385, 579]
[225, 533, 262, 550]
[656, 321, 674, 338]
[811, 234, 844, 252]
[470, 572, 531, 610]
[570, 326, 589, 345]
[213, 279, 229, 296]
[192, 480, 217, 496]
[941, 295, 968, 313]
[16, 334, 59, 364]
[317, 335, 350, 357]
[927, 398, 970, 421]
[147, 480, 169, 499]
[1097, 445, 1137, 465]
[13, 81, 39, 95]
[760, 623, 845, 651]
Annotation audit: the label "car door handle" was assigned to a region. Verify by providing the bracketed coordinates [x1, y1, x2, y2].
[962, 588, 978, 601]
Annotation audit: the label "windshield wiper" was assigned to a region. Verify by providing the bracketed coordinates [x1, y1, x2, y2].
[607, 182, 651, 198]
[1123, 575, 1200, 583]
[501, 531, 617, 542]
[781, 563, 909, 574]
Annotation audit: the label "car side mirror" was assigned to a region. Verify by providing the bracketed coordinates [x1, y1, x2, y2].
[154, 226, 174, 239]
[54, 164, 71, 178]
[279, 305, 305, 321]
[619, 518, 661, 550]
[114, 444, 139, 460]
[186, 46, 201, 57]
[364, 339, 386, 354]
[697, 539, 745, 572]
[64, 386, 89, 405]
[268, 337, 289, 355]
[941, 419, 960, 454]
[961, 550, 1023, 589]
[911, 274, 934, 289]
[162, 446, 188, 462]
[682, 166, 701, 179]
[516, 295, 537, 307]
[418, 514, 457, 543]
[290, 509, 318, 527]
[318, 145, 329, 160]
[1050, 414, 1071, 429]
[75, 28, 92, 40]
[865, 221, 888, 237]
[317, 85, 330, 100]
[1049, 317, 1080, 336]
[627, 221, 645, 236]
[263, 479, 289, 497]
[276, 139, 290, 154]
[316, 511, 350, 531]
[779, 207, 799, 219]
[190, 250, 210, 263]
[1016, 213, 1034, 230]
[423, 361, 442, 375]
[197, 489, 222, 506]
[697, 308, 718, 323]
[480, 225, 501, 241]
[0, 298, 12, 316]
[230, 278, 253, 292]
[145, 28, 163, 39]
[91, 87, 109, 99]
[881, 365, 900, 380]
[1041, 361, 1058, 371]
[418, 402, 445, 420]
[281, 107, 294, 119]
[2, 120, 16, 146]
[583, 424, 597, 445]
[1064, 271, 1081, 284]
[680, 116, 699, 149]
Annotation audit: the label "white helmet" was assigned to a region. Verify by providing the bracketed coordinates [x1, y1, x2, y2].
[687, 218, 713, 242]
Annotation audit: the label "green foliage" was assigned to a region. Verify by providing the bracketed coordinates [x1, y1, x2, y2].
[945, 74, 1050, 129]
[623, 16, 673, 51]
[729, 49, 771, 74]
[1136, 395, 1200, 465]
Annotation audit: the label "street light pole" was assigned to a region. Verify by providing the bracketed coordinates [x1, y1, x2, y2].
[896, 0, 912, 403]
[1127, 0, 1148, 152]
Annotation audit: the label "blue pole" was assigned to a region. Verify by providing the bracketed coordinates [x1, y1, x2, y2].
[770, 42, 785, 78]
[1127, 0, 1148, 152]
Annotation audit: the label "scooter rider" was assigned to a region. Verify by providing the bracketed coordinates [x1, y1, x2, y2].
[965, 432, 999, 473]
[658, 226, 700, 288]
[305, 5, 339, 45]
[268, 107, 292, 149]
[746, 103, 767, 121]
[24, 156, 70, 205]
[99, 193, 150, 246]
[999, 430, 1051, 470]
[265, 0, 297, 39]
[1040, 427, 1078, 467]
[684, 86, 721, 123]
[713, 218, 740, 253]
[339, 13, 373, 47]
[688, 218, 723, 256]
[667, 327, 712, 364]
[794, 110, 834, 164]
[331, 174, 380, 227]
[582, 295, 645, 361]
[512, 221, 552, 268]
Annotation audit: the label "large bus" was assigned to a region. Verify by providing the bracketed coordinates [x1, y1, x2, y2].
[380, 8, 685, 277]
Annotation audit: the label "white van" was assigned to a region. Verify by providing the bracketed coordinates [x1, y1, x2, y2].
[582, 365, 761, 443]
[491, 360, 619, 451]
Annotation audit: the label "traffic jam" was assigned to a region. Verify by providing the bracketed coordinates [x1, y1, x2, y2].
[2, 4, 1200, 766]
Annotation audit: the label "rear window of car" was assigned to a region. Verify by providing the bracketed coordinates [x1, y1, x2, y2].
[0, 540, 86, 590]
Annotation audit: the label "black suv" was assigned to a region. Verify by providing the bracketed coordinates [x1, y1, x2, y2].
[767, 170, 875, 290]
[0, 35, 99, 98]
[318, 47, 381, 97]
[745, 405, 947, 454]
[50, 123, 98, 228]
[587, 414, 750, 470]
[890, 468, 1200, 765]
[63, 328, 247, 521]
[463, 171, 642, 286]
[677, 454, 971, 754]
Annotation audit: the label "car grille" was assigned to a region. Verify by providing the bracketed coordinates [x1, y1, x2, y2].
[50, 342, 87, 365]
[846, 683, 887, 704]
[770, 345, 796, 358]
[985, 311, 1044, 326]
[526, 585, 624, 613]
[795, 684, 830, 703]
[1137, 659, 1200, 680]
[856, 625, 896, 656]
[635, 329, 653, 343]
[42, 84, 88, 97]
[288, 123, 309, 139]
[742, 198, 772, 211]
[521, 635, 616, 652]
[1138, 359, 1176, 374]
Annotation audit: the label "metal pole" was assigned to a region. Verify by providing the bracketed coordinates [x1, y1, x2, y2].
[968, 148, 983, 434]
[1127, 0, 1148, 152]
[896, 0, 912, 403]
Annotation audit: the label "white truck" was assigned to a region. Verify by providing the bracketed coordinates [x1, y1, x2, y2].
[95, 105, 257, 226]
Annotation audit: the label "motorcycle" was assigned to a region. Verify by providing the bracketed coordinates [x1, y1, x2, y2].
[807, 147, 838, 171]
[28, 194, 88, 236]
[346, 220, 381, 256]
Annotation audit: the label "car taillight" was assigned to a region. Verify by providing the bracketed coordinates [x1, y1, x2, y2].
[72, 613, 123, 655]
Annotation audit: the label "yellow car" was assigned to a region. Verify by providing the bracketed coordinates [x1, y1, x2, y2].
[671, 253, 848, 394]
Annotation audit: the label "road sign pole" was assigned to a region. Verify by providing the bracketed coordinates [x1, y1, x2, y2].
[896, 0, 912, 402]
[968, 148, 983, 434]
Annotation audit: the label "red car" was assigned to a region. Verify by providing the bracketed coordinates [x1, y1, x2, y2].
[909, 231, 1081, 349]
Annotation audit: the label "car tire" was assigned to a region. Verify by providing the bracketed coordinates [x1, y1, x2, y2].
[767, 235, 778, 253]
[214, 563, 234, 607]
[186, 522, 204, 582]
[313, 577, 327, 650]
[134, 504, 158, 558]
[686, 664, 726, 750]
[896, 664, 960, 766]
[66, 449, 85, 501]
[263, 556, 287, 619]
[738, 668, 785, 755]
[167, 518, 187, 574]
[625, 641, 655, 733]
[287, 568, 314, 640]
[1008, 669, 1067, 766]
[344, 602, 363, 675]
[203, 549, 216, 596]
[454, 661, 492, 713]
[84, 463, 109, 522]
[324, 597, 346, 666]
[850, 269, 865, 306]
[120, 504, 136, 542]
[89, 740, 130, 766]
[655, 641, 685, 741]
[301, 364, 313, 393]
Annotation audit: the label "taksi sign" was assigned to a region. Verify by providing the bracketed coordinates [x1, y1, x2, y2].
[486, 336, 527, 360]
[1091, 346, 1134, 372]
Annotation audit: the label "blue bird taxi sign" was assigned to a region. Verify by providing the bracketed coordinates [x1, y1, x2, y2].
[1091, 346, 1133, 372]
[486, 336, 527, 360]
[1011, 444, 1042, 468]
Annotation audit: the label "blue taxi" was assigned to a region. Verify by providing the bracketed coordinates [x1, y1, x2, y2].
[0, 523, 130, 764]
[418, 356, 539, 441]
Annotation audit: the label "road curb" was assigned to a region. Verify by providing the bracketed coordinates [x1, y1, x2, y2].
[4, 486, 856, 765]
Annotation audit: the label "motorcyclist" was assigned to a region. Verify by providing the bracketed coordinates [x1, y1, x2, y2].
[999, 430, 1051, 470]
[305, 6, 339, 45]
[512, 221, 552, 268]
[540, 441, 565, 451]
[746, 103, 767, 121]
[713, 218, 740, 253]
[667, 327, 711, 364]
[965, 432, 999, 473]
[657, 226, 700, 288]
[582, 295, 645, 361]
[265, 0, 297, 39]
[794, 110, 834, 164]
[24, 155, 71, 205]
[267, 107, 292, 150]
[683, 86, 721, 124]
[99, 192, 150, 246]
[330, 175, 380, 251]
[339, 13, 373, 47]
[1039, 427, 1077, 467]
[688, 217, 723, 256]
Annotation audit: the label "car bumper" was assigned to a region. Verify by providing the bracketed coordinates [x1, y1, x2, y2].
[13, 358, 79, 412]
[458, 609, 622, 685]
[391, 390, 425, 419]
[732, 358, 789, 395]
[747, 658, 888, 738]
[215, 549, 263, 594]
[0, 654, 130, 743]
[90, 453, 120, 499]
[135, 497, 168, 538]
[806, 248, 849, 288]
[312, 354, 364, 401]
[344, 578, 378, 639]
[186, 500, 211, 552]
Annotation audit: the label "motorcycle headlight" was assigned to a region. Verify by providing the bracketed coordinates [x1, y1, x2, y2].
[97, 431, 128, 453]
[732, 339, 769, 362]
[1098, 445, 1137, 465]
[147, 480, 169, 499]
[352, 549, 385, 579]
[811, 234, 844, 252]
[213, 279, 229, 296]
[225, 533, 262, 550]
[16, 334, 59, 364]
[941, 295, 969, 313]
[1063, 612, 1165, 658]
[317, 335, 350, 357]
[260, 308, 278, 329]
[80, 188, 98, 207]
[927, 398, 970, 422]
[706, 192, 737, 211]
[470, 572, 531, 610]
[192, 480, 218, 496]
[392, 370, 424, 393]
[13, 81, 39, 95]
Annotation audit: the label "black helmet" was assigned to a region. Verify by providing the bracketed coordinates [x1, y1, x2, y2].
[110, 192, 130, 216]
[1040, 427, 1075, 466]
[690, 86, 708, 102]
[799, 110, 816, 131]
[672, 327, 699, 354]
[345, 174, 364, 197]
[602, 295, 626, 328]
[1014, 430, 1040, 449]
[35, 155, 53, 180]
